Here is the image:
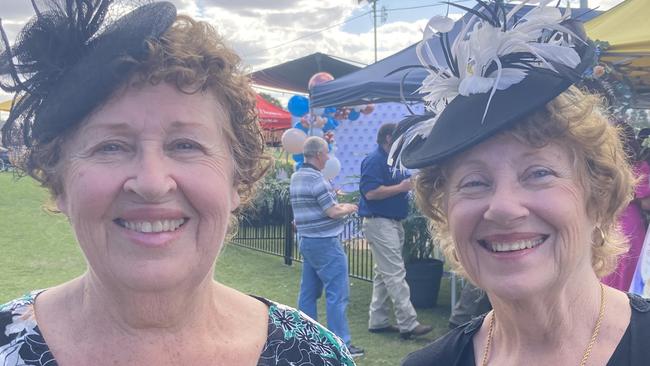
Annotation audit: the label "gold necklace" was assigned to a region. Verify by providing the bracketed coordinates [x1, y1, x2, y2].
[480, 283, 606, 366]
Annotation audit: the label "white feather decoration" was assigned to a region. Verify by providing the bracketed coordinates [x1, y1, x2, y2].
[425, 15, 455, 35]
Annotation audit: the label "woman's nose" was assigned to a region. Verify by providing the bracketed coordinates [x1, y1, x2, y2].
[482, 184, 529, 225]
[122, 149, 177, 201]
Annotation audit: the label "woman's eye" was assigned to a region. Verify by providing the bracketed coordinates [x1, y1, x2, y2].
[171, 140, 203, 152]
[459, 180, 488, 189]
[176, 142, 196, 150]
[527, 168, 554, 180]
[98, 143, 123, 153]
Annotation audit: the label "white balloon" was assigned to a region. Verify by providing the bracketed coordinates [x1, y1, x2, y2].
[281, 128, 307, 154]
[322, 156, 341, 180]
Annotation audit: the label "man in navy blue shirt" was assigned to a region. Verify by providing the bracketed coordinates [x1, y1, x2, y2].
[359, 123, 432, 339]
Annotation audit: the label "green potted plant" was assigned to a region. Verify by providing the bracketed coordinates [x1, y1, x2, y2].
[241, 156, 293, 226]
[402, 199, 444, 308]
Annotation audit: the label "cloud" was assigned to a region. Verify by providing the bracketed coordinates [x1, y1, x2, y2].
[202, 0, 299, 10]
[194, 1, 361, 71]
[0, 1, 34, 19]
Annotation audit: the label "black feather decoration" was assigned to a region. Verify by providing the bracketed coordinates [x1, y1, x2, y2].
[0, 0, 176, 148]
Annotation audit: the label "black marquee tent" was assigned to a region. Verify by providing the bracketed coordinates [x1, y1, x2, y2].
[250, 52, 363, 94]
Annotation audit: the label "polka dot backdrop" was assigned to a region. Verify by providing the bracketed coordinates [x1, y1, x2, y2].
[331, 102, 424, 192]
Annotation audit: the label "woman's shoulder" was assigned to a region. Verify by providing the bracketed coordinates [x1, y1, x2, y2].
[620, 293, 650, 365]
[1, 291, 42, 338]
[401, 316, 483, 366]
[253, 296, 355, 366]
[0, 291, 52, 365]
[628, 293, 650, 314]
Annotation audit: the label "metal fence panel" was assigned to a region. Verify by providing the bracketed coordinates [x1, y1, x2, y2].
[230, 197, 375, 282]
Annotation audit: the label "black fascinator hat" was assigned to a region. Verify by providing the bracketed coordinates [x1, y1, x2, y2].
[389, 0, 596, 169]
[0, 0, 177, 147]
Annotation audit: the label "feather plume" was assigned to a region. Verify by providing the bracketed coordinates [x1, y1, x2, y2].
[389, 114, 439, 171]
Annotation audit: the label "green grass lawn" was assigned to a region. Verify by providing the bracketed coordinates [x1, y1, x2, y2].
[0, 172, 452, 365]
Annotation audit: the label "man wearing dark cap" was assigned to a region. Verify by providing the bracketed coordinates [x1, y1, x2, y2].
[359, 123, 432, 339]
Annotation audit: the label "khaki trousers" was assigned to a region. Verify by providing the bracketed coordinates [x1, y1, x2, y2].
[363, 217, 419, 332]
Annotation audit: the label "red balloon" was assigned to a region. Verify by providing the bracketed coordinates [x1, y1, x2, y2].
[308, 72, 335, 90]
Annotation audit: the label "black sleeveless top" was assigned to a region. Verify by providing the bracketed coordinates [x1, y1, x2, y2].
[402, 294, 650, 366]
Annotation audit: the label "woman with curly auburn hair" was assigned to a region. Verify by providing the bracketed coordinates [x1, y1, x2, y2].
[0, 1, 354, 365]
[392, 1, 650, 365]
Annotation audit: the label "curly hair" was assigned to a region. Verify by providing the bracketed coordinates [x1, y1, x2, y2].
[20, 15, 271, 216]
[414, 87, 634, 279]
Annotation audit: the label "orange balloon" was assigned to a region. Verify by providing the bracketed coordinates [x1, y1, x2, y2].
[308, 72, 334, 90]
[361, 104, 375, 115]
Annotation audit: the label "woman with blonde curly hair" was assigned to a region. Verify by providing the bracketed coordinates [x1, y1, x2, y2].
[0, 1, 354, 365]
[392, 1, 650, 365]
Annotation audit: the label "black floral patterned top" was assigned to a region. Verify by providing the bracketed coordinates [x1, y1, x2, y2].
[0, 291, 355, 366]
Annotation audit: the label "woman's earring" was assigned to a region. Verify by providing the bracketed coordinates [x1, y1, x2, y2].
[593, 226, 606, 247]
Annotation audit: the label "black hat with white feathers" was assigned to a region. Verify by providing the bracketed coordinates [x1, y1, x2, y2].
[389, 0, 596, 169]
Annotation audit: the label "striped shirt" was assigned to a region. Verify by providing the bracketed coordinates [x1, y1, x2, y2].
[290, 165, 345, 238]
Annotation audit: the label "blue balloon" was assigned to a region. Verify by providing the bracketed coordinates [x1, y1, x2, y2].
[348, 110, 360, 121]
[292, 154, 304, 164]
[322, 117, 339, 132]
[292, 153, 304, 170]
[287, 95, 309, 117]
[293, 121, 309, 133]
[324, 106, 337, 116]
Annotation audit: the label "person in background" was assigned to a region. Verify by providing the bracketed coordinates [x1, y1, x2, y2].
[447, 281, 491, 329]
[289, 136, 364, 358]
[359, 123, 432, 339]
[392, 1, 650, 364]
[601, 122, 650, 291]
[0, 1, 354, 365]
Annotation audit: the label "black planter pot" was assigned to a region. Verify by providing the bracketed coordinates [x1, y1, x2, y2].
[405, 258, 444, 308]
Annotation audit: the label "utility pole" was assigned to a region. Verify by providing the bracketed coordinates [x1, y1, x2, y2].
[580, 0, 588, 7]
[372, 0, 377, 63]
[360, 0, 380, 63]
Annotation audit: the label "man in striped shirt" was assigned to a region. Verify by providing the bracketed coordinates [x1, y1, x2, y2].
[290, 136, 364, 357]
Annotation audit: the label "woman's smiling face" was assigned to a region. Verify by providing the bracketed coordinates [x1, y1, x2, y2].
[445, 133, 596, 299]
[56, 82, 240, 292]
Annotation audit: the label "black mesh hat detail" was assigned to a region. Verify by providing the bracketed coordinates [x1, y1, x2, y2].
[0, 0, 177, 147]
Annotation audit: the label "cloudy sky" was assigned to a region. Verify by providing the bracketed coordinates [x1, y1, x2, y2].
[0, 0, 624, 100]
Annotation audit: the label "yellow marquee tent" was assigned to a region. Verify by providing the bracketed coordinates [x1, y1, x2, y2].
[0, 99, 13, 112]
[586, 0, 650, 108]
